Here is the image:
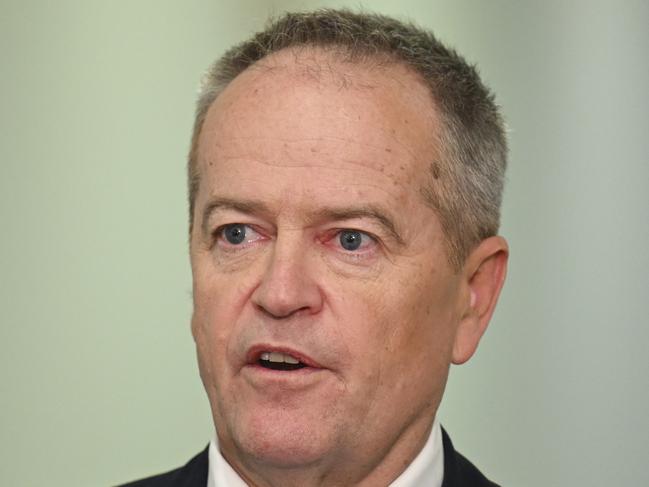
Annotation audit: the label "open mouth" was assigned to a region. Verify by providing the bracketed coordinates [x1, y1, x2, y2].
[258, 351, 307, 371]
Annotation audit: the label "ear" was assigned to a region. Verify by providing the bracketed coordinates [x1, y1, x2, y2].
[452, 236, 509, 365]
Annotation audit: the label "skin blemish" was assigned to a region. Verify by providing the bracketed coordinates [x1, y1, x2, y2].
[387, 173, 401, 186]
[430, 162, 441, 180]
[385, 148, 392, 153]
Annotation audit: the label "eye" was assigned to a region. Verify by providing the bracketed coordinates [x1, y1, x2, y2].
[338, 229, 374, 252]
[223, 224, 247, 244]
[216, 224, 264, 247]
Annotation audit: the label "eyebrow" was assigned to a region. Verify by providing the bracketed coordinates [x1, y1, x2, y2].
[200, 197, 404, 246]
[200, 197, 272, 237]
[311, 206, 405, 246]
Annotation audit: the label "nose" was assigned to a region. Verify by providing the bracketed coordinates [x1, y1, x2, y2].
[251, 234, 323, 319]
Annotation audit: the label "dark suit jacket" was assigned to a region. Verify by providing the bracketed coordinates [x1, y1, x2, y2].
[118, 429, 500, 487]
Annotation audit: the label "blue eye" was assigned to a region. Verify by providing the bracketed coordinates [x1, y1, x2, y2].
[217, 224, 265, 248]
[223, 224, 247, 244]
[339, 230, 363, 251]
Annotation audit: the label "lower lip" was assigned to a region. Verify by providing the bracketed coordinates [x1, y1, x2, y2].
[242, 363, 326, 389]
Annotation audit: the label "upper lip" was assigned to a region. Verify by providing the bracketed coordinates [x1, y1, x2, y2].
[245, 344, 323, 368]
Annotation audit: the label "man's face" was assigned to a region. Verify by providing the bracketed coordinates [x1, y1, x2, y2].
[190, 50, 466, 474]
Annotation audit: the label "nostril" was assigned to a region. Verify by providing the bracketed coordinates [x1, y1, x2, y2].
[255, 302, 312, 320]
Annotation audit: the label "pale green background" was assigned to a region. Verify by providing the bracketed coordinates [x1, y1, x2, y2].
[1, 1, 648, 486]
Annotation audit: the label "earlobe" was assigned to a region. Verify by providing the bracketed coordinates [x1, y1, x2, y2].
[452, 236, 508, 365]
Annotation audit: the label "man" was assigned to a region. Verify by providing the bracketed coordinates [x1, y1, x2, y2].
[121, 8, 508, 487]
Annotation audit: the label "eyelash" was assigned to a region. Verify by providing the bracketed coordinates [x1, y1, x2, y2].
[325, 229, 378, 255]
[212, 224, 266, 251]
[210, 224, 380, 258]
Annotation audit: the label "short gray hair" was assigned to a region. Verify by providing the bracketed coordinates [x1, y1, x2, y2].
[188, 9, 507, 269]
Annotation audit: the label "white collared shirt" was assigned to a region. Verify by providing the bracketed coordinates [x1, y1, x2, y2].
[207, 417, 444, 487]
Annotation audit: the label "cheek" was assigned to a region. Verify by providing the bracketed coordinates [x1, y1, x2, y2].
[357, 266, 458, 381]
[191, 284, 246, 415]
[191, 309, 219, 406]
[190, 261, 252, 376]
[191, 248, 258, 326]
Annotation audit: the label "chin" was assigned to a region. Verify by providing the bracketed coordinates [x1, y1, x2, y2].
[228, 405, 338, 468]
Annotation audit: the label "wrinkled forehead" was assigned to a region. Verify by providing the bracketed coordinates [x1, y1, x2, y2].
[201, 48, 439, 155]
[193, 48, 444, 217]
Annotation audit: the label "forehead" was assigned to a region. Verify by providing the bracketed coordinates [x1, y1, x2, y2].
[195, 48, 441, 211]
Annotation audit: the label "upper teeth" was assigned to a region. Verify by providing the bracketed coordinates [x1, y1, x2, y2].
[260, 351, 300, 365]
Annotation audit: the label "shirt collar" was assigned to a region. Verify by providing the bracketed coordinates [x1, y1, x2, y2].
[207, 417, 444, 487]
[207, 439, 248, 487]
[389, 416, 444, 487]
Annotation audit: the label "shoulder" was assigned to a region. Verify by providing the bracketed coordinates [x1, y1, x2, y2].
[116, 446, 209, 487]
[441, 428, 501, 487]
